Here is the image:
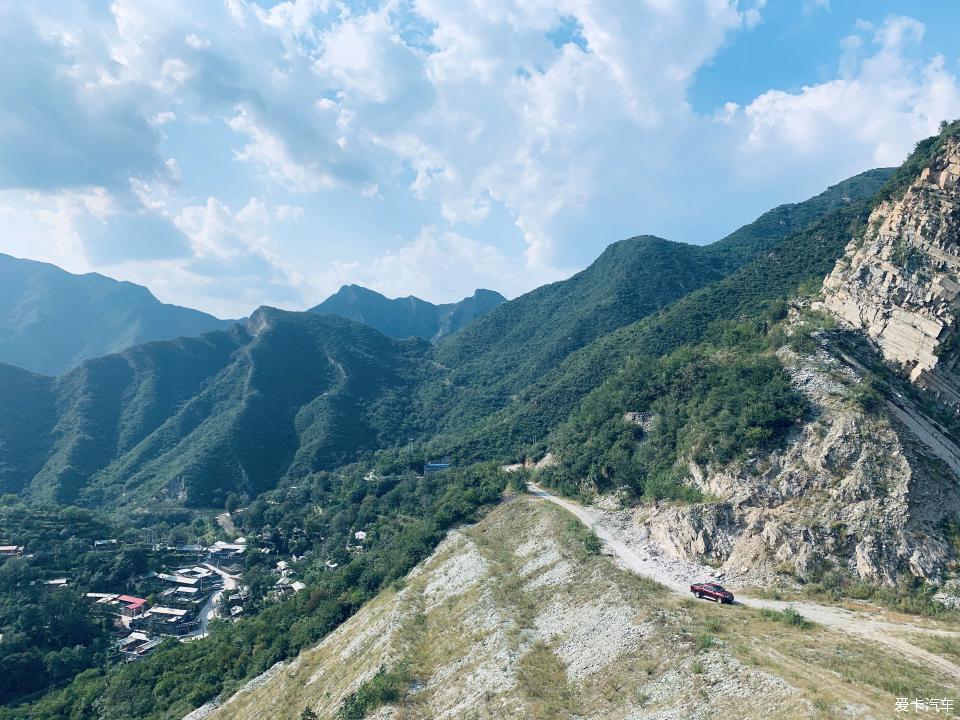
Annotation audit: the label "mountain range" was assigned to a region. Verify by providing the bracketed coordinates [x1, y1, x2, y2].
[310, 285, 505, 342]
[0, 254, 234, 376]
[0, 164, 894, 507]
[0, 257, 506, 377]
[5, 121, 960, 720]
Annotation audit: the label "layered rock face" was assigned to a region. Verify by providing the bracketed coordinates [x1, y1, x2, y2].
[644, 346, 960, 587]
[822, 137, 960, 405]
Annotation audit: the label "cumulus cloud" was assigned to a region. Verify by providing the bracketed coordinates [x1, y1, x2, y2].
[736, 15, 960, 170]
[0, 1, 958, 318]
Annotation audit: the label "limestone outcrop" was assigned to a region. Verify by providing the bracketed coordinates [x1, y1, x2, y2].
[643, 346, 960, 587]
[822, 136, 960, 405]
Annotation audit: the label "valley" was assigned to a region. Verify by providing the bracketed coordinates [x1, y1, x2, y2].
[0, 122, 959, 719]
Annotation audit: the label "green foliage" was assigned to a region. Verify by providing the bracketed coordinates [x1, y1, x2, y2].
[336, 664, 410, 720]
[759, 606, 812, 630]
[803, 568, 960, 620]
[542, 324, 807, 499]
[0, 501, 137, 704]
[876, 118, 960, 203]
[849, 375, 885, 414]
[5, 464, 508, 720]
[566, 519, 602, 558]
[301, 708, 319, 720]
[694, 632, 715, 652]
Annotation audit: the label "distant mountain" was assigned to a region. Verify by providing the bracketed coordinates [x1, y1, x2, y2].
[0, 308, 432, 506]
[0, 254, 234, 375]
[310, 285, 505, 342]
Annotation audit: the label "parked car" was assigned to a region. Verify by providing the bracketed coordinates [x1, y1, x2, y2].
[690, 582, 734, 604]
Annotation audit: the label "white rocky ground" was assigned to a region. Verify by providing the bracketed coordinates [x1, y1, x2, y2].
[198, 498, 815, 720]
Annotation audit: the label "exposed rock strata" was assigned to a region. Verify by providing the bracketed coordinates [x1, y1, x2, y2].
[644, 347, 960, 586]
[822, 138, 960, 405]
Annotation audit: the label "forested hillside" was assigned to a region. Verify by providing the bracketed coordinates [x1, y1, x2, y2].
[0, 254, 233, 375]
[429, 169, 891, 436]
[0, 309, 434, 506]
[0, 169, 892, 511]
[311, 285, 505, 342]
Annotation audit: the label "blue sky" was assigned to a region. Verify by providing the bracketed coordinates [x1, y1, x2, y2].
[1, 0, 958, 317]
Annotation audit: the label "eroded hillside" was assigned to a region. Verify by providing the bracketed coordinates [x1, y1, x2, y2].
[196, 498, 959, 720]
[823, 128, 960, 406]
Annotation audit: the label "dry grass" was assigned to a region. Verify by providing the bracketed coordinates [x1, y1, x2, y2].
[209, 498, 960, 720]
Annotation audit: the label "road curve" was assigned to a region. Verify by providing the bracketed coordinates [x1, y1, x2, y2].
[527, 482, 960, 679]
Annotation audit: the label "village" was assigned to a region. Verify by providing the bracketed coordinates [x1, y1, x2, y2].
[1, 535, 311, 662]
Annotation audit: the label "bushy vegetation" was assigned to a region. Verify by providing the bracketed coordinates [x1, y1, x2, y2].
[3, 464, 508, 720]
[336, 664, 411, 720]
[759, 606, 812, 630]
[540, 320, 807, 500]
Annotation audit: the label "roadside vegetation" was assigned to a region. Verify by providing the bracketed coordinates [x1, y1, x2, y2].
[0, 464, 509, 720]
[540, 316, 807, 501]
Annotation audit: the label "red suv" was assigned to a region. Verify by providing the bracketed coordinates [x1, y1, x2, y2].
[690, 582, 734, 604]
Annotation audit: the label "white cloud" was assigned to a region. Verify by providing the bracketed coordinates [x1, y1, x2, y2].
[227, 106, 336, 192]
[151, 111, 177, 125]
[738, 16, 960, 168]
[1, 2, 959, 318]
[274, 204, 304, 221]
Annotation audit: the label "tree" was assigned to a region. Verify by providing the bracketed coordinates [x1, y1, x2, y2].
[301, 708, 319, 720]
[225, 492, 240, 513]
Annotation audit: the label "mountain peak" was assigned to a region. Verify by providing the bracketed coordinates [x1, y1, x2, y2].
[309, 285, 505, 342]
[0, 253, 232, 375]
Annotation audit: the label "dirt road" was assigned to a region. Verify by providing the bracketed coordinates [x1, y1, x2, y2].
[528, 482, 960, 679]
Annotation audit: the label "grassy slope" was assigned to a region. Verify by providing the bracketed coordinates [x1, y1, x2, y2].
[206, 497, 959, 720]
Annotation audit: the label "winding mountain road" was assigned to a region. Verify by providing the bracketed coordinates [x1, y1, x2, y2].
[528, 482, 960, 679]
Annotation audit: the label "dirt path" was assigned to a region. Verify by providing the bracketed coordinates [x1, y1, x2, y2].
[528, 482, 960, 679]
[216, 512, 236, 536]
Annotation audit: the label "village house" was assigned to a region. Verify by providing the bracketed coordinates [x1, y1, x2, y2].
[117, 631, 162, 660]
[0, 545, 24, 557]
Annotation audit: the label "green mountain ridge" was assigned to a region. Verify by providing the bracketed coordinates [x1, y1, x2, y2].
[310, 285, 505, 342]
[0, 168, 892, 508]
[0, 309, 434, 506]
[0, 254, 235, 376]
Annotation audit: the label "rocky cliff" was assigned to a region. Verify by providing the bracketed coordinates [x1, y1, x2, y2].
[822, 133, 960, 405]
[627, 129, 960, 590]
[642, 341, 960, 588]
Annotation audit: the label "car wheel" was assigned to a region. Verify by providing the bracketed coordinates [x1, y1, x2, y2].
[715, 596, 722, 603]
[696, 592, 702, 599]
